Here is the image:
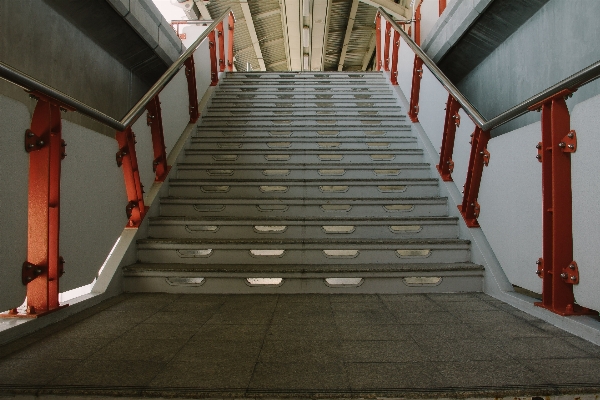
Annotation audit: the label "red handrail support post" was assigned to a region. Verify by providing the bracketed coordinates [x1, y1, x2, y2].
[145, 95, 171, 182]
[529, 90, 597, 316]
[390, 29, 400, 85]
[1, 93, 72, 318]
[217, 21, 225, 72]
[414, 1, 422, 46]
[209, 30, 219, 86]
[227, 11, 235, 72]
[408, 55, 424, 122]
[458, 126, 490, 227]
[184, 56, 200, 123]
[116, 127, 148, 229]
[384, 21, 392, 71]
[436, 93, 461, 181]
[375, 14, 382, 71]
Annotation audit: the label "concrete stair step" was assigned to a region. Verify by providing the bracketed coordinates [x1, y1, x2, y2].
[136, 238, 471, 265]
[205, 109, 404, 117]
[199, 118, 406, 127]
[158, 197, 449, 218]
[189, 137, 417, 148]
[175, 163, 430, 180]
[167, 179, 439, 198]
[148, 216, 459, 240]
[194, 129, 413, 138]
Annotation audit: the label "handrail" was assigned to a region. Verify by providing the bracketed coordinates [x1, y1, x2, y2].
[378, 8, 487, 128]
[0, 8, 233, 132]
[379, 8, 600, 134]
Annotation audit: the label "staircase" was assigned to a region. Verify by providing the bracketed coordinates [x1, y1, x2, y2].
[123, 72, 484, 294]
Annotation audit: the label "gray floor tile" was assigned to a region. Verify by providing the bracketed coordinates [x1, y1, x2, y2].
[564, 336, 600, 356]
[334, 310, 398, 325]
[330, 301, 388, 312]
[416, 339, 511, 361]
[141, 310, 215, 325]
[276, 300, 332, 312]
[427, 293, 479, 302]
[379, 294, 431, 302]
[271, 308, 334, 325]
[329, 294, 381, 303]
[52, 359, 163, 386]
[345, 362, 446, 389]
[276, 294, 332, 304]
[192, 323, 269, 342]
[6, 335, 111, 360]
[150, 360, 255, 389]
[249, 362, 350, 390]
[266, 323, 340, 341]
[89, 337, 186, 362]
[525, 357, 600, 384]
[173, 340, 263, 363]
[339, 340, 425, 362]
[440, 299, 499, 313]
[436, 360, 543, 387]
[123, 322, 200, 340]
[497, 337, 591, 359]
[335, 323, 412, 341]
[471, 320, 555, 338]
[259, 339, 341, 363]
[0, 357, 79, 385]
[395, 311, 461, 325]
[205, 310, 273, 325]
[382, 299, 446, 313]
[409, 323, 483, 342]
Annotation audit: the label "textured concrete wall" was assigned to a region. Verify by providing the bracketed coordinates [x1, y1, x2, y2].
[456, 0, 600, 135]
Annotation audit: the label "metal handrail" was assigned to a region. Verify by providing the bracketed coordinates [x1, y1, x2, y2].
[378, 9, 487, 128]
[0, 8, 233, 132]
[378, 8, 600, 134]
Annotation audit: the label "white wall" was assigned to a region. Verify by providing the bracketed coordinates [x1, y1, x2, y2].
[0, 96, 30, 311]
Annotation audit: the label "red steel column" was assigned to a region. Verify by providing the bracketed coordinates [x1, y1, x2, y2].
[375, 14, 382, 71]
[227, 12, 235, 72]
[209, 30, 218, 86]
[184, 56, 200, 123]
[146, 96, 171, 182]
[459, 126, 490, 227]
[390, 29, 400, 85]
[384, 21, 391, 71]
[217, 21, 225, 72]
[436, 94, 461, 181]
[530, 92, 596, 316]
[408, 55, 424, 122]
[18, 97, 68, 317]
[116, 127, 148, 228]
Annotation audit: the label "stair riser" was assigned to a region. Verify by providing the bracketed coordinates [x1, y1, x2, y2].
[168, 184, 439, 199]
[123, 275, 483, 294]
[175, 168, 431, 180]
[158, 203, 449, 218]
[206, 111, 404, 117]
[210, 102, 398, 108]
[200, 121, 407, 128]
[137, 247, 471, 265]
[148, 223, 458, 240]
[195, 131, 413, 138]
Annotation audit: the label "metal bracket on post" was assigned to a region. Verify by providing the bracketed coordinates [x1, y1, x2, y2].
[436, 94, 461, 181]
[375, 14, 382, 71]
[561, 261, 580, 285]
[145, 95, 171, 182]
[1, 92, 72, 319]
[227, 12, 235, 72]
[458, 126, 490, 228]
[384, 21, 391, 71]
[209, 30, 219, 86]
[560, 130, 577, 153]
[217, 21, 225, 72]
[184, 56, 200, 123]
[116, 127, 148, 228]
[408, 55, 424, 122]
[390, 29, 400, 85]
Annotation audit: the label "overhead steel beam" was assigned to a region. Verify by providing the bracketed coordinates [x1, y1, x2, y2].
[337, 0, 359, 71]
[359, 0, 411, 19]
[310, 0, 331, 71]
[361, 32, 377, 70]
[239, 0, 266, 71]
[281, 0, 302, 71]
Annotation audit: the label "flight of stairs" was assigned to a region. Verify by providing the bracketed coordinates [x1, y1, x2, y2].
[123, 72, 484, 293]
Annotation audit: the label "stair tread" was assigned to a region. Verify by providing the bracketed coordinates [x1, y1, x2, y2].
[138, 238, 471, 245]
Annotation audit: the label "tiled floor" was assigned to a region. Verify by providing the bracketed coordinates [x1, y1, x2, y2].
[1, 293, 600, 398]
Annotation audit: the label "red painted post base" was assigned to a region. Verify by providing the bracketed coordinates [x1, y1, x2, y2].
[533, 301, 596, 317]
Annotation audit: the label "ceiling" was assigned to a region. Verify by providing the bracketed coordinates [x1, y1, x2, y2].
[192, 0, 413, 72]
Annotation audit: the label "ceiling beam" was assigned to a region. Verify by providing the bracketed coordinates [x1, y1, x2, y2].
[310, 0, 331, 71]
[361, 32, 377, 70]
[239, 0, 266, 71]
[337, 0, 359, 71]
[358, 0, 411, 20]
[281, 0, 302, 71]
